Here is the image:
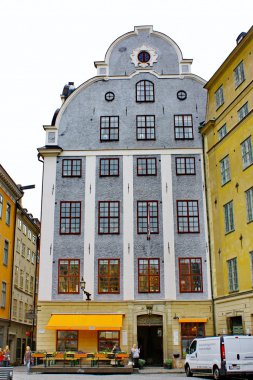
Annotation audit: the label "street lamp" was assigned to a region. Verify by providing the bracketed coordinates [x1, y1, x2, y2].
[80, 277, 91, 301]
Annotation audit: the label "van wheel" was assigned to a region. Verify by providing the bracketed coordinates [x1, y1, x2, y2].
[185, 364, 193, 377]
[213, 366, 220, 380]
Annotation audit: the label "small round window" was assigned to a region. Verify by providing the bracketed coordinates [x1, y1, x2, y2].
[177, 90, 187, 101]
[105, 92, 115, 102]
[138, 50, 150, 63]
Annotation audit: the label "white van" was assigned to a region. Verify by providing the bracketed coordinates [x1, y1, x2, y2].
[185, 335, 253, 379]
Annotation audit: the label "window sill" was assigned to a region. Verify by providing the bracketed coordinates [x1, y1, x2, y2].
[221, 179, 231, 187]
[225, 229, 235, 236]
[216, 103, 224, 111]
[228, 289, 239, 294]
[242, 161, 253, 171]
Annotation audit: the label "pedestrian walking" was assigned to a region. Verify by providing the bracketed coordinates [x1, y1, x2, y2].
[0, 348, 4, 366]
[24, 346, 32, 373]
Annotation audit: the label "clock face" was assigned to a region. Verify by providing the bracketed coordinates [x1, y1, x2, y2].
[138, 50, 151, 63]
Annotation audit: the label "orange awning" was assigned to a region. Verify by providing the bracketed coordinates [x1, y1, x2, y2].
[46, 314, 123, 330]
[178, 318, 208, 323]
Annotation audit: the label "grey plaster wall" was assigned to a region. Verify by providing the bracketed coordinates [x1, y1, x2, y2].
[133, 155, 164, 300]
[107, 29, 179, 76]
[52, 157, 86, 300]
[57, 74, 207, 151]
[171, 154, 208, 300]
[94, 156, 123, 300]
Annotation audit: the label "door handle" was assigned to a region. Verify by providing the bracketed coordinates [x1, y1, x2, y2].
[237, 354, 240, 360]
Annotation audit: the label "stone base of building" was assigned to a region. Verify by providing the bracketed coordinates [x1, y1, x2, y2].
[8, 321, 36, 365]
[214, 291, 253, 335]
[37, 299, 213, 364]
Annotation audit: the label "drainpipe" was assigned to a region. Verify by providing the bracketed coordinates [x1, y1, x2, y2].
[201, 132, 216, 336]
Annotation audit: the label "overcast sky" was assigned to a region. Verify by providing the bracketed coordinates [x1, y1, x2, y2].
[1, 0, 253, 219]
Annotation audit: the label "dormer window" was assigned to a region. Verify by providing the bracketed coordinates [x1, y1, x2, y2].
[136, 80, 154, 102]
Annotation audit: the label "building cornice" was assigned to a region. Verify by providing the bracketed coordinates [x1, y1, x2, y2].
[37, 146, 63, 158]
[0, 164, 23, 200]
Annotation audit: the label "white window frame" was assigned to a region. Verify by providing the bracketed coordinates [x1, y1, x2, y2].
[227, 258, 238, 292]
[3, 240, 9, 266]
[246, 187, 253, 223]
[234, 61, 245, 88]
[1, 282, 6, 308]
[218, 124, 227, 141]
[241, 136, 253, 169]
[238, 102, 249, 122]
[220, 156, 231, 185]
[224, 201, 235, 233]
[215, 85, 224, 109]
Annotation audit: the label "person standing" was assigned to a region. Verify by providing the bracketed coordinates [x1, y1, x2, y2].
[131, 344, 140, 368]
[24, 346, 32, 373]
[3, 346, 10, 367]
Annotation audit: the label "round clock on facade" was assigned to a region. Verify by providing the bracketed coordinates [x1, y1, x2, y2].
[105, 92, 115, 101]
[177, 90, 187, 100]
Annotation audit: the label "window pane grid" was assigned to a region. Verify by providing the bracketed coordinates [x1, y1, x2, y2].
[58, 259, 80, 294]
[136, 80, 154, 102]
[99, 201, 120, 234]
[138, 258, 160, 293]
[98, 259, 120, 293]
[224, 201, 234, 233]
[60, 202, 81, 234]
[62, 159, 82, 177]
[136, 115, 155, 140]
[100, 116, 119, 141]
[179, 258, 202, 292]
[227, 258, 238, 292]
[246, 187, 253, 222]
[177, 200, 199, 233]
[176, 157, 195, 175]
[220, 156, 231, 185]
[137, 201, 159, 234]
[241, 137, 253, 169]
[137, 158, 157, 175]
[174, 115, 193, 140]
[100, 158, 119, 177]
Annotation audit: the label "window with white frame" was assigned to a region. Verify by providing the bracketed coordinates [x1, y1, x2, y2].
[3, 240, 9, 266]
[0, 194, 3, 219]
[227, 258, 238, 292]
[234, 61, 245, 88]
[241, 137, 253, 169]
[224, 201, 235, 233]
[28, 230, 32, 240]
[238, 102, 248, 121]
[32, 234, 36, 244]
[245, 187, 253, 223]
[218, 124, 227, 141]
[215, 85, 224, 109]
[17, 218, 22, 229]
[21, 243, 25, 257]
[1, 282, 6, 308]
[6, 203, 11, 225]
[31, 251, 35, 264]
[16, 239, 21, 253]
[27, 248, 31, 261]
[13, 299, 17, 319]
[220, 155, 231, 185]
[23, 224, 27, 235]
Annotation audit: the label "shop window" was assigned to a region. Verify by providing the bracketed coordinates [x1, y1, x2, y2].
[227, 316, 243, 334]
[58, 259, 80, 294]
[181, 323, 205, 356]
[98, 331, 120, 352]
[62, 159, 82, 177]
[57, 331, 78, 351]
[60, 201, 81, 235]
[136, 80, 154, 102]
[179, 258, 203, 293]
[98, 259, 120, 293]
[138, 258, 160, 293]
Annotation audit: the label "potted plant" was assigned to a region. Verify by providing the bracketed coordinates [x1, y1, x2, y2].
[164, 358, 173, 369]
[138, 358, 146, 369]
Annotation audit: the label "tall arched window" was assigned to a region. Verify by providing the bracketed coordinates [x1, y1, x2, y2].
[136, 80, 154, 102]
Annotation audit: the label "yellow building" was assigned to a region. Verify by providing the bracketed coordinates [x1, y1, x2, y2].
[0, 164, 23, 348]
[201, 27, 253, 335]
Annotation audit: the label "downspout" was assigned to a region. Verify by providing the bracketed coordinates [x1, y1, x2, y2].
[201, 131, 216, 336]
